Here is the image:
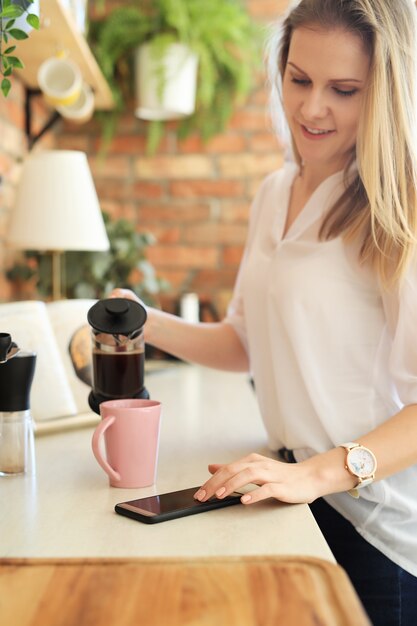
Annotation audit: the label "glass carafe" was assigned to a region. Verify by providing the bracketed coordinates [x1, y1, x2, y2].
[0, 410, 35, 476]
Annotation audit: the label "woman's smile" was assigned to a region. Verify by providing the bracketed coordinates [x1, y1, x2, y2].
[300, 124, 336, 139]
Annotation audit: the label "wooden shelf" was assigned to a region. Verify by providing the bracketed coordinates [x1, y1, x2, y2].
[15, 0, 114, 110]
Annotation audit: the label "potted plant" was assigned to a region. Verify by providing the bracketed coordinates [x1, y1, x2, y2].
[0, 0, 39, 96]
[6, 211, 169, 304]
[88, 0, 262, 152]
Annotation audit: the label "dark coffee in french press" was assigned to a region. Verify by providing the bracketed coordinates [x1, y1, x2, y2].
[87, 298, 149, 414]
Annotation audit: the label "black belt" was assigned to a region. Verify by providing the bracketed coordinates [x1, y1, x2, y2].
[278, 447, 297, 463]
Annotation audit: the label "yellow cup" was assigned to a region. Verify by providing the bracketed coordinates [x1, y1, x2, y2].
[37, 57, 82, 107]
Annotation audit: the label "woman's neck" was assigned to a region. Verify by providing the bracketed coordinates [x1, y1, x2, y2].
[297, 160, 346, 195]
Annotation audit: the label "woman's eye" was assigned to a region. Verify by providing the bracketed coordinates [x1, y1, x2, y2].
[291, 77, 310, 87]
[333, 87, 358, 97]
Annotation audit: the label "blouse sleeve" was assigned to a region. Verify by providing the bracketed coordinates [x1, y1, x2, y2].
[382, 253, 417, 406]
[223, 171, 279, 354]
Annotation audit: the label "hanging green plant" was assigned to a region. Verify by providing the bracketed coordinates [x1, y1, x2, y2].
[88, 0, 263, 153]
[0, 0, 40, 96]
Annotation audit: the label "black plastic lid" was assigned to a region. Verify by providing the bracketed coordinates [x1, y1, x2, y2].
[0, 352, 36, 411]
[0, 333, 12, 363]
[87, 298, 147, 335]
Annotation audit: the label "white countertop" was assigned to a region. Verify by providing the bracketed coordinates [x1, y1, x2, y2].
[0, 364, 334, 561]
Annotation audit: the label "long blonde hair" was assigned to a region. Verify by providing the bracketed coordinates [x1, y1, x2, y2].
[268, 0, 417, 285]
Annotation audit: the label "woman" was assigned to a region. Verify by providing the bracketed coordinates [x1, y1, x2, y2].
[112, 1, 417, 622]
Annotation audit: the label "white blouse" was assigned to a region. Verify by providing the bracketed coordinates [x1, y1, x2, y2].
[225, 161, 417, 576]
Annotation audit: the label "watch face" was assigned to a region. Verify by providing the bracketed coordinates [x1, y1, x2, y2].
[347, 447, 376, 478]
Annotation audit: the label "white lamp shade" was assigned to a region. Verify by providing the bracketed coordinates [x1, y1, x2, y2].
[7, 150, 109, 252]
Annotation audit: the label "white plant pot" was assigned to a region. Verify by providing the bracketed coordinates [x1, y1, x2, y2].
[134, 42, 198, 121]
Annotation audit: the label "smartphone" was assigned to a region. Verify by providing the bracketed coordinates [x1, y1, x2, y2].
[115, 486, 243, 524]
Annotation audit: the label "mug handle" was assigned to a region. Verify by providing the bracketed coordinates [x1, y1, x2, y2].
[91, 415, 121, 483]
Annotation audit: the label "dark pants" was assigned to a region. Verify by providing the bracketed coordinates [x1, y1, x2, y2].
[309, 498, 417, 626]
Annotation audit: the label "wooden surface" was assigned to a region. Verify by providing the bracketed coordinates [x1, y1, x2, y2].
[0, 556, 370, 626]
[16, 0, 114, 109]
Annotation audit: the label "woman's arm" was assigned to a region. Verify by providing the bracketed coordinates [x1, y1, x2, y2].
[110, 288, 249, 372]
[194, 404, 417, 505]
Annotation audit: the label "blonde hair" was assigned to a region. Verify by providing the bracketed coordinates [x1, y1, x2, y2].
[267, 0, 417, 285]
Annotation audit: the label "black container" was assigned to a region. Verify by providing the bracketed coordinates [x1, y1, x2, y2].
[0, 333, 36, 412]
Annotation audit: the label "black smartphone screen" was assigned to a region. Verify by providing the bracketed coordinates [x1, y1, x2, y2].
[115, 486, 243, 524]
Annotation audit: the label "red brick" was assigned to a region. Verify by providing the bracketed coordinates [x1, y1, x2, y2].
[0, 119, 24, 157]
[229, 109, 269, 132]
[99, 134, 171, 155]
[100, 199, 139, 223]
[147, 245, 219, 269]
[177, 133, 247, 154]
[223, 246, 245, 266]
[169, 180, 245, 199]
[139, 203, 210, 223]
[132, 181, 166, 200]
[207, 134, 247, 153]
[219, 201, 250, 223]
[55, 134, 90, 152]
[184, 223, 247, 245]
[144, 225, 181, 244]
[0, 153, 17, 183]
[176, 135, 204, 153]
[4, 97, 24, 129]
[89, 155, 132, 179]
[135, 155, 213, 179]
[95, 179, 130, 200]
[156, 270, 189, 292]
[249, 131, 283, 152]
[218, 153, 283, 178]
[189, 269, 239, 293]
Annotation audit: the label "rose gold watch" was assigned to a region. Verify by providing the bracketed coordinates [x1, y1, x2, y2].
[340, 442, 377, 499]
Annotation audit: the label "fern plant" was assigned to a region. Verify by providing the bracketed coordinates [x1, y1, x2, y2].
[89, 0, 262, 152]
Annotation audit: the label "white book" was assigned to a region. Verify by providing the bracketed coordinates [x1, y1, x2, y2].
[0, 299, 96, 422]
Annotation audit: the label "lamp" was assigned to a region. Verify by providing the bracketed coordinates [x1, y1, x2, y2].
[7, 150, 109, 300]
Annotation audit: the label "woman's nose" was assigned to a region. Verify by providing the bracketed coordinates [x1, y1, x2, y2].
[300, 89, 328, 120]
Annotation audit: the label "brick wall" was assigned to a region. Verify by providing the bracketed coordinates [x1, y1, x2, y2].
[0, 77, 54, 301]
[55, 0, 288, 316]
[0, 0, 289, 314]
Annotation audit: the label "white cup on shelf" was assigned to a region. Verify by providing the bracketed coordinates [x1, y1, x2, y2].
[57, 82, 95, 124]
[37, 56, 82, 107]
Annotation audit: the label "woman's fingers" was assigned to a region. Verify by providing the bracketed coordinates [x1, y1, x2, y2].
[208, 463, 223, 474]
[195, 454, 319, 505]
[195, 455, 278, 502]
[108, 288, 143, 304]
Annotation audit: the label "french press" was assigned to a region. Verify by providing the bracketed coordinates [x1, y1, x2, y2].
[87, 298, 149, 414]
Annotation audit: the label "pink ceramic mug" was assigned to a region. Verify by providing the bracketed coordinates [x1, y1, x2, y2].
[91, 399, 162, 488]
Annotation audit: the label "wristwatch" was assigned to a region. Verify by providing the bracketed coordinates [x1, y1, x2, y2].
[340, 442, 377, 498]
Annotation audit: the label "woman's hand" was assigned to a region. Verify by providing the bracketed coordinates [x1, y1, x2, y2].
[193, 453, 323, 505]
[108, 288, 147, 310]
